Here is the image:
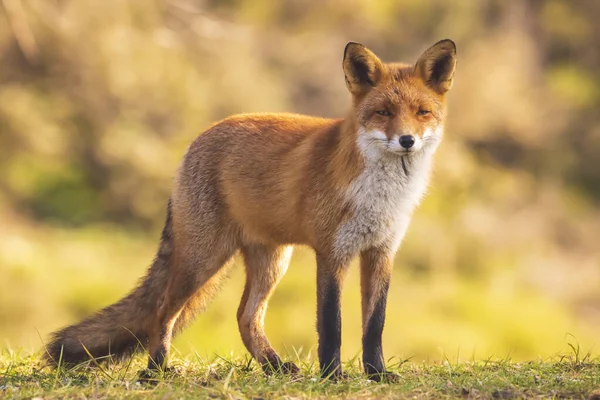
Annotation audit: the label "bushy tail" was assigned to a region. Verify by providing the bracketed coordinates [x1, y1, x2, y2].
[44, 201, 175, 367]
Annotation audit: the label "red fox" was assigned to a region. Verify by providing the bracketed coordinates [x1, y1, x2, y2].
[45, 39, 457, 381]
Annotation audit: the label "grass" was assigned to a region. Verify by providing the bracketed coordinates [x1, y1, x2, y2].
[2, 350, 600, 399]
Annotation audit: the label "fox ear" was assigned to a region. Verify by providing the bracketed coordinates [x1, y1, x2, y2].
[414, 39, 457, 94]
[343, 42, 385, 95]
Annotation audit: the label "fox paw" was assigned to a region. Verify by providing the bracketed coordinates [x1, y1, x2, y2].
[320, 367, 345, 381]
[136, 366, 179, 383]
[366, 370, 400, 383]
[137, 369, 160, 384]
[261, 360, 300, 376]
[280, 361, 300, 375]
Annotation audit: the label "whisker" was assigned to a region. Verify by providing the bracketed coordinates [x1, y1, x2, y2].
[364, 139, 387, 145]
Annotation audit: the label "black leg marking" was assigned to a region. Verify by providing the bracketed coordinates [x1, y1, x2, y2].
[318, 279, 342, 379]
[148, 323, 171, 371]
[139, 335, 175, 384]
[362, 282, 389, 378]
[148, 344, 168, 371]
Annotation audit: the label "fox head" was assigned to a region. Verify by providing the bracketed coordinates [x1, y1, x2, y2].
[343, 40, 456, 159]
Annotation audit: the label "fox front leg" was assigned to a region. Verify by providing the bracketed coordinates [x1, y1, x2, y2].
[359, 246, 400, 382]
[316, 253, 350, 380]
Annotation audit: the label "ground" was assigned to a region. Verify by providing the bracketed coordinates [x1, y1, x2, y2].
[2, 351, 600, 399]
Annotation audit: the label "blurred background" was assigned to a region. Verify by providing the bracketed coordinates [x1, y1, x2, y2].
[1, 0, 600, 363]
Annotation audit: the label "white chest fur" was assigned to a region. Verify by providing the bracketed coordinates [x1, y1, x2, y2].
[333, 143, 435, 261]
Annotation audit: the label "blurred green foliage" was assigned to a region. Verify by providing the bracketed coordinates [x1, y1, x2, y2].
[1, 0, 600, 361]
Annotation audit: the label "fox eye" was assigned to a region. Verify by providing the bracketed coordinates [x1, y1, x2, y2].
[376, 110, 392, 116]
[417, 109, 431, 116]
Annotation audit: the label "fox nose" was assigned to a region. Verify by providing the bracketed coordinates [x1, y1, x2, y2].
[399, 135, 415, 149]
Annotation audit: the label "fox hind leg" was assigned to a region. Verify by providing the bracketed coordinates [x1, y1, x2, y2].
[145, 241, 237, 373]
[238, 244, 298, 375]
